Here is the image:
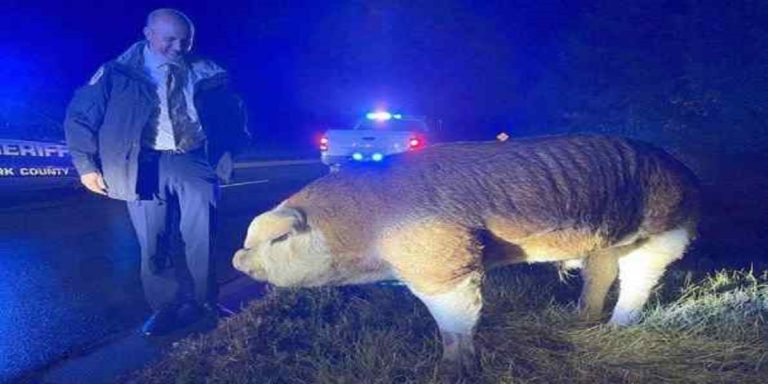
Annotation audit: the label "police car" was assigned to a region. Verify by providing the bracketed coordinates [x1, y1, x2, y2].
[319, 111, 429, 172]
[0, 138, 79, 191]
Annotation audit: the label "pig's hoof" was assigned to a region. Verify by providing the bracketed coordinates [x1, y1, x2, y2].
[576, 309, 603, 323]
[436, 364, 464, 384]
[437, 356, 481, 383]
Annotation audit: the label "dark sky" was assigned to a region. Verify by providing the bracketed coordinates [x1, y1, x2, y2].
[1, 0, 583, 145]
[9, 1, 759, 149]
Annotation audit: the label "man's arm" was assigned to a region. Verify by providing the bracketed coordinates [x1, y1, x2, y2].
[64, 65, 110, 194]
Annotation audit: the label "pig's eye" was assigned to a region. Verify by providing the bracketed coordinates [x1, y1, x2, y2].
[270, 233, 290, 245]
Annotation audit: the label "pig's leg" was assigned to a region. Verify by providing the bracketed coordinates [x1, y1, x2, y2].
[610, 227, 691, 325]
[411, 272, 483, 381]
[577, 251, 618, 321]
[379, 221, 483, 380]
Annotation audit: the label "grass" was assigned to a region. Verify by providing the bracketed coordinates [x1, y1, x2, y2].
[121, 265, 768, 383]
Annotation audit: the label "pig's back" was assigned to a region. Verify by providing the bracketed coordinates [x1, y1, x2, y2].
[292, 134, 700, 242]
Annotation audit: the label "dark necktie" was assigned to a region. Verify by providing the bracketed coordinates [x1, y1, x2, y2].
[166, 64, 194, 151]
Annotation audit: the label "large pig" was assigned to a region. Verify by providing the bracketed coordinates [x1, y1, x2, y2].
[233, 134, 700, 378]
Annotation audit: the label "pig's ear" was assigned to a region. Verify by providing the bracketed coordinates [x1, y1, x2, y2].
[244, 206, 308, 248]
[273, 206, 308, 233]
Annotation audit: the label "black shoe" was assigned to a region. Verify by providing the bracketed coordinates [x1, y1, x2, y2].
[203, 302, 236, 318]
[176, 302, 206, 326]
[141, 307, 178, 337]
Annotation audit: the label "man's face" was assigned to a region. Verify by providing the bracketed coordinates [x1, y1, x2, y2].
[144, 17, 193, 62]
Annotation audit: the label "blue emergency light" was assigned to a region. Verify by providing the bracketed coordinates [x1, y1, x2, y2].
[366, 112, 392, 121]
[365, 111, 403, 121]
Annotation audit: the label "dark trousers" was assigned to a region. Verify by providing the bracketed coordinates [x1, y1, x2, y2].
[127, 149, 219, 311]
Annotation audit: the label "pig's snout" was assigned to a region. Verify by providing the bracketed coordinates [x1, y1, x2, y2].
[232, 248, 251, 273]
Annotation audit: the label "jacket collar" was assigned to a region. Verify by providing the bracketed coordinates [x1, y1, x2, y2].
[112, 41, 228, 86]
[111, 41, 153, 84]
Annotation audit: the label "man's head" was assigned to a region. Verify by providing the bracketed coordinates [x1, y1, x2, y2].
[143, 8, 194, 62]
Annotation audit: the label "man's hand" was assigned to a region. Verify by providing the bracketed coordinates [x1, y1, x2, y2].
[216, 151, 234, 184]
[80, 172, 108, 195]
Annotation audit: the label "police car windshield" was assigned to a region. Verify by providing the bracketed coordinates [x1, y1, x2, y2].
[354, 119, 428, 131]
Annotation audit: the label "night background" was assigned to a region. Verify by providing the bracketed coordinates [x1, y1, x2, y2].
[4, 0, 766, 260]
[1, 0, 767, 382]
[5, 0, 764, 148]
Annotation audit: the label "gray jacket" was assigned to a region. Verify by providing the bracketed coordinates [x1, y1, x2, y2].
[65, 41, 249, 201]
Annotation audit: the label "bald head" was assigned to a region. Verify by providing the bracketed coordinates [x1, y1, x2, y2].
[143, 8, 194, 62]
[146, 9, 194, 32]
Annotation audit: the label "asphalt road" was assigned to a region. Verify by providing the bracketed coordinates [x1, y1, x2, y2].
[0, 161, 326, 382]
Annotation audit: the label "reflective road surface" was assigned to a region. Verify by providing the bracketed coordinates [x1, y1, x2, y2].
[0, 162, 326, 382]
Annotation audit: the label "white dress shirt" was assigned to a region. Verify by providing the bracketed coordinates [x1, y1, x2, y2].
[142, 46, 205, 152]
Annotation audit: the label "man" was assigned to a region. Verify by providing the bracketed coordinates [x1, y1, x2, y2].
[65, 8, 249, 336]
